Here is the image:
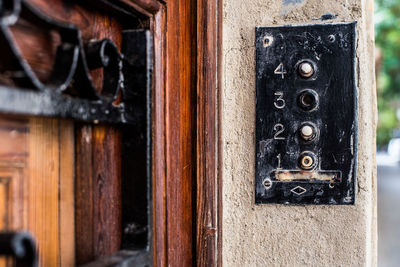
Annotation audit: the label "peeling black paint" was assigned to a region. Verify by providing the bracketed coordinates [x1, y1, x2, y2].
[255, 23, 357, 205]
[312, 12, 339, 21]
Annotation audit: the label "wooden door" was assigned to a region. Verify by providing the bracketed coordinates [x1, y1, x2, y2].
[0, 0, 138, 265]
[0, 117, 74, 266]
[0, 0, 222, 266]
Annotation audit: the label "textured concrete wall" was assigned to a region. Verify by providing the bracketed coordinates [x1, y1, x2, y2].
[221, 0, 377, 266]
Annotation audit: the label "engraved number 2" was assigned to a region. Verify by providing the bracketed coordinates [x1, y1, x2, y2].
[273, 123, 285, 140]
[274, 92, 285, 109]
[274, 63, 286, 79]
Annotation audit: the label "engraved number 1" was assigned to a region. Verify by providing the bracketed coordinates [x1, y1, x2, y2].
[277, 153, 281, 169]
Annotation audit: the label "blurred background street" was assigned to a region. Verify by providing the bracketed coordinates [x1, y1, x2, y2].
[377, 152, 400, 267]
[375, 0, 400, 265]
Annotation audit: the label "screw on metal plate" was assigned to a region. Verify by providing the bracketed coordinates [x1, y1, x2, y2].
[262, 35, 274, 47]
[263, 178, 272, 189]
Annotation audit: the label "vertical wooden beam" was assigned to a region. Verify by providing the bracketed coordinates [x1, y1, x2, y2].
[75, 125, 94, 264]
[59, 120, 75, 267]
[92, 126, 122, 257]
[152, 6, 168, 267]
[28, 118, 60, 267]
[75, 125, 122, 265]
[196, 0, 222, 266]
[165, 0, 197, 265]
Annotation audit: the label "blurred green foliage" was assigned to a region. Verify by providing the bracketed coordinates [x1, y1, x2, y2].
[375, 0, 400, 147]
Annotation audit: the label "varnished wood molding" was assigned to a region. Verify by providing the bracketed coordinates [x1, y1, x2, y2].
[196, 0, 222, 266]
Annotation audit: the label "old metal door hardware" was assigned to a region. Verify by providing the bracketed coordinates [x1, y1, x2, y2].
[0, 1, 153, 265]
[0, 232, 37, 267]
[255, 23, 357, 205]
[0, 0, 152, 125]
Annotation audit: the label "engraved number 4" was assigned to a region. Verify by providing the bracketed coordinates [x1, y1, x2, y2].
[274, 63, 286, 79]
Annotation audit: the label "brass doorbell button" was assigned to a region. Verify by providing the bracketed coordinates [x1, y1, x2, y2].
[298, 122, 318, 142]
[298, 151, 317, 170]
[298, 61, 314, 78]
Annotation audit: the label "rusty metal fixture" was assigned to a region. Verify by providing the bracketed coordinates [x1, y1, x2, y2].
[297, 89, 319, 111]
[298, 61, 314, 78]
[298, 122, 318, 142]
[263, 178, 272, 189]
[300, 125, 313, 139]
[256, 23, 357, 205]
[0, 232, 37, 267]
[298, 151, 317, 170]
[0, 0, 152, 125]
[301, 156, 313, 169]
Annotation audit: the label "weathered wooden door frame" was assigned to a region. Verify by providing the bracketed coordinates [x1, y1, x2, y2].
[195, 1, 222, 266]
[0, 0, 221, 264]
[135, 0, 222, 265]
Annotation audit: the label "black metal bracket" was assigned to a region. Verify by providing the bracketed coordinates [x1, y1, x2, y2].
[0, 232, 37, 267]
[0, 0, 152, 125]
[255, 23, 357, 205]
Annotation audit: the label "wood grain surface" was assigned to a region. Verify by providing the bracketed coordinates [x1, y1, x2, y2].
[196, 0, 222, 266]
[28, 118, 61, 267]
[59, 120, 75, 266]
[10, 0, 125, 264]
[150, 0, 222, 265]
[0, 116, 75, 267]
[3, 0, 126, 264]
[165, 0, 197, 265]
[151, 6, 168, 266]
[0, 0, 223, 266]
[75, 124, 122, 264]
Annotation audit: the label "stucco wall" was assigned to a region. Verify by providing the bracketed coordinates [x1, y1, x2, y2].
[221, 0, 377, 266]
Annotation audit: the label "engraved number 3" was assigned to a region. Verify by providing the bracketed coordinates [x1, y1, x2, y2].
[274, 92, 285, 109]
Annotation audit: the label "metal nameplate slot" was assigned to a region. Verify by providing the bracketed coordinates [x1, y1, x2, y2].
[255, 23, 357, 205]
[271, 170, 341, 182]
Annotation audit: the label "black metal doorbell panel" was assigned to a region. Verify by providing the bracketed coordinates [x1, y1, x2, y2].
[255, 23, 357, 205]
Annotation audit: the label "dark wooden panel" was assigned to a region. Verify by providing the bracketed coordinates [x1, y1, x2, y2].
[75, 125, 122, 264]
[92, 126, 122, 256]
[75, 125, 95, 264]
